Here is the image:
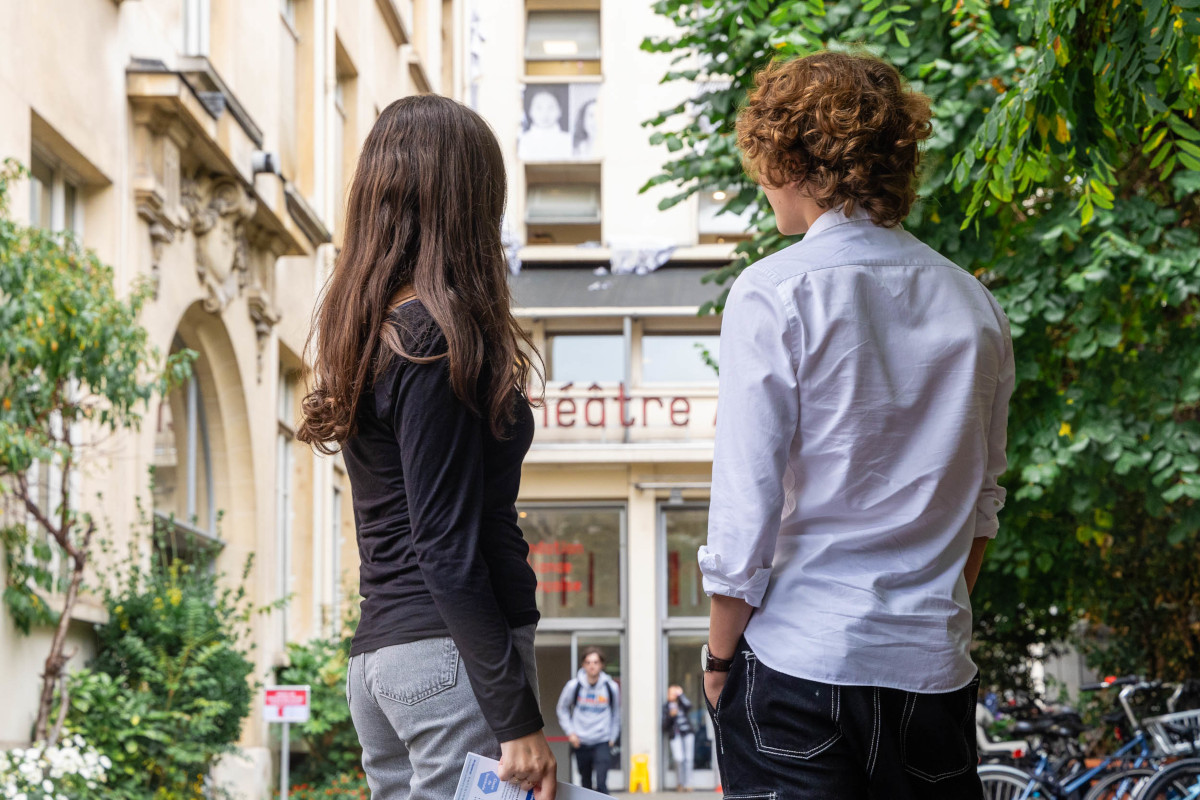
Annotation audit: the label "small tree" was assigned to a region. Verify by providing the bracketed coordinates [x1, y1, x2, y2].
[0, 159, 193, 742]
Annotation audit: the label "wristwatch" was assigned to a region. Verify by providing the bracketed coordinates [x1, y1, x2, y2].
[701, 643, 734, 673]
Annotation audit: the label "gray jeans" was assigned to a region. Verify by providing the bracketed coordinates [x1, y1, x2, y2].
[347, 625, 539, 800]
[670, 733, 695, 788]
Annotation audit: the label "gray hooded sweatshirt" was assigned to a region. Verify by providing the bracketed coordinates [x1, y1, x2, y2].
[555, 668, 621, 746]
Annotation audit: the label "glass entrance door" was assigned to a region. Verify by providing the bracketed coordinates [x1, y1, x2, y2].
[520, 503, 626, 789]
[535, 630, 625, 790]
[660, 503, 718, 790]
[663, 633, 718, 790]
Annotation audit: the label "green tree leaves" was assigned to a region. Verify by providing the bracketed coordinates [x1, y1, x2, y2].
[644, 1, 1200, 687]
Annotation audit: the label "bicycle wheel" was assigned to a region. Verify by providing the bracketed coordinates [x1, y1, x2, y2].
[978, 764, 1054, 799]
[1081, 767, 1156, 800]
[1137, 757, 1200, 800]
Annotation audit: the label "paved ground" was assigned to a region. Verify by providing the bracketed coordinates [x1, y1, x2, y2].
[611, 793, 722, 800]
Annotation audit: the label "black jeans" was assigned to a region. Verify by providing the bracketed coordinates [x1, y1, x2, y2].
[573, 741, 612, 794]
[706, 642, 983, 800]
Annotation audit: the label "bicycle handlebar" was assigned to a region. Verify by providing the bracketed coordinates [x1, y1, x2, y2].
[1081, 676, 1141, 691]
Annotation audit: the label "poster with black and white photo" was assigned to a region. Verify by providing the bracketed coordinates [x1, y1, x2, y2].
[518, 83, 600, 162]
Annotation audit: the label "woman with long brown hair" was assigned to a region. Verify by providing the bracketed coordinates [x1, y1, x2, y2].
[298, 95, 556, 800]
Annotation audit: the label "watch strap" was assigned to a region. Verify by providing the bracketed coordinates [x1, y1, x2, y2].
[703, 644, 734, 673]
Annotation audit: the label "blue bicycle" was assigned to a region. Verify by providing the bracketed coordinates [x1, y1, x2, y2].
[977, 677, 1170, 800]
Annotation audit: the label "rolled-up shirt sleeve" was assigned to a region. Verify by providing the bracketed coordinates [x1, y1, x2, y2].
[700, 267, 799, 607]
[975, 315, 1015, 539]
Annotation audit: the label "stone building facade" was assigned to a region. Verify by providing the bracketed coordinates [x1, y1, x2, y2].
[0, 0, 457, 794]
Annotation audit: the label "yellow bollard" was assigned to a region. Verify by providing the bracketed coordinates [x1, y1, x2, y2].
[628, 753, 651, 793]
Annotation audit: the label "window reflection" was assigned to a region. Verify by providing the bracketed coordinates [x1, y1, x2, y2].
[642, 335, 719, 385]
[665, 507, 709, 618]
[665, 633, 716, 784]
[152, 340, 218, 564]
[519, 506, 623, 619]
[548, 335, 625, 385]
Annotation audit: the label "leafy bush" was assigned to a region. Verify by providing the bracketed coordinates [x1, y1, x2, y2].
[276, 616, 362, 785]
[284, 770, 369, 800]
[62, 540, 257, 799]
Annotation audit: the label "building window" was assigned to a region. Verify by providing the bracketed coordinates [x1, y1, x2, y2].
[526, 184, 600, 224]
[525, 179, 601, 245]
[518, 506, 623, 620]
[281, 0, 297, 29]
[641, 335, 719, 386]
[698, 189, 755, 244]
[525, 10, 601, 76]
[334, 79, 346, 216]
[662, 506, 709, 619]
[547, 334, 625, 385]
[183, 0, 211, 56]
[276, 371, 296, 645]
[29, 151, 81, 234]
[153, 340, 220, 564]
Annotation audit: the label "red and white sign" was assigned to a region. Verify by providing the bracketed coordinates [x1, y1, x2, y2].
[263, 685, 311, 723]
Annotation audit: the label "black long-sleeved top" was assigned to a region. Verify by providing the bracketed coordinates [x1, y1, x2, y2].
[341, 300, 542, 741]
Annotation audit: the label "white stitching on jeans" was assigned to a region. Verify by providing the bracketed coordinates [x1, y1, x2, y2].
[722, 793, 777, 800]
[866, 687, 880, 777]
[900, 692, 916, 767]
[902, 681, 977, 782]
[744, 654, 842, 760]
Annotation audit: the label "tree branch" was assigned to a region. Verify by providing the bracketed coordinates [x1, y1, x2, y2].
[16, 472, 81, 563]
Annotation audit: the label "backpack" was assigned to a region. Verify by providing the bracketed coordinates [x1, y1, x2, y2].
[570, 676, 616, 719]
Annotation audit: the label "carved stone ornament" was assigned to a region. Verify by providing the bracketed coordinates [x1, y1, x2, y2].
[182, 174, 258, 313]
[246, 288, 281, 384]
[131, 107, 189, 298]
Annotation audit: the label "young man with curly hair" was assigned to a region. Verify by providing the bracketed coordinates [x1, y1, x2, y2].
[698, 52, 1012, 800]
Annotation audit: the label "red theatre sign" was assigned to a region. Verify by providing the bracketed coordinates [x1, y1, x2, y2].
[540, 382, 693, 429]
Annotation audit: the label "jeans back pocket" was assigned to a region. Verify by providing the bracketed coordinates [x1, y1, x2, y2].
[373, 637, 460, 706]
[901, 675, 978, 783]
[745, 653, 843, 761]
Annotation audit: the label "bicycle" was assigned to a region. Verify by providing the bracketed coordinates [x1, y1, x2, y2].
[1132, 697, 1200, 800]
[978, 677, 1170, 800]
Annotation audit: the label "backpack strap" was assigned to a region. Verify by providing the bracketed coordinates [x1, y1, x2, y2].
[571, 676, 617, 719]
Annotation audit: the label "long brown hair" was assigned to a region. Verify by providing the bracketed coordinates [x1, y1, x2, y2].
[297, 95, 539, 454]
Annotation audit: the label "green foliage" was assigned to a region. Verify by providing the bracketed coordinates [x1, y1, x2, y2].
[62, 535, 257, 800]
[0, 156, 195, 740]
[277, 624, 361, 785]
[284, 771, 369, 800]
[1, 523, 63, 633]
[0, 158, 192, 482]
[644, 1, 1200, 687]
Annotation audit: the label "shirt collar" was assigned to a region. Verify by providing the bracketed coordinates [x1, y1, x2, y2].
[803, 203, 874, 240]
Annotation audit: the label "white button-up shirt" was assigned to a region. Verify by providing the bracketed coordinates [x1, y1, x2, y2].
[700, 205, 1014, 693]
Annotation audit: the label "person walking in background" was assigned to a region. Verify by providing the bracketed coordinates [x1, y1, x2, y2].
[699, 51, 1012, 800]
[556, 647, 620, 794]
[298, 95, 556, 800]
[662, 685, 695, 792]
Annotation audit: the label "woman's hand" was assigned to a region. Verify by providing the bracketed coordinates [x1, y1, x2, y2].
[499, 731, 557, 800]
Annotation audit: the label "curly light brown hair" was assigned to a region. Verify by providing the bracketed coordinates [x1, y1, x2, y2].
[736, 51, 933, 228]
